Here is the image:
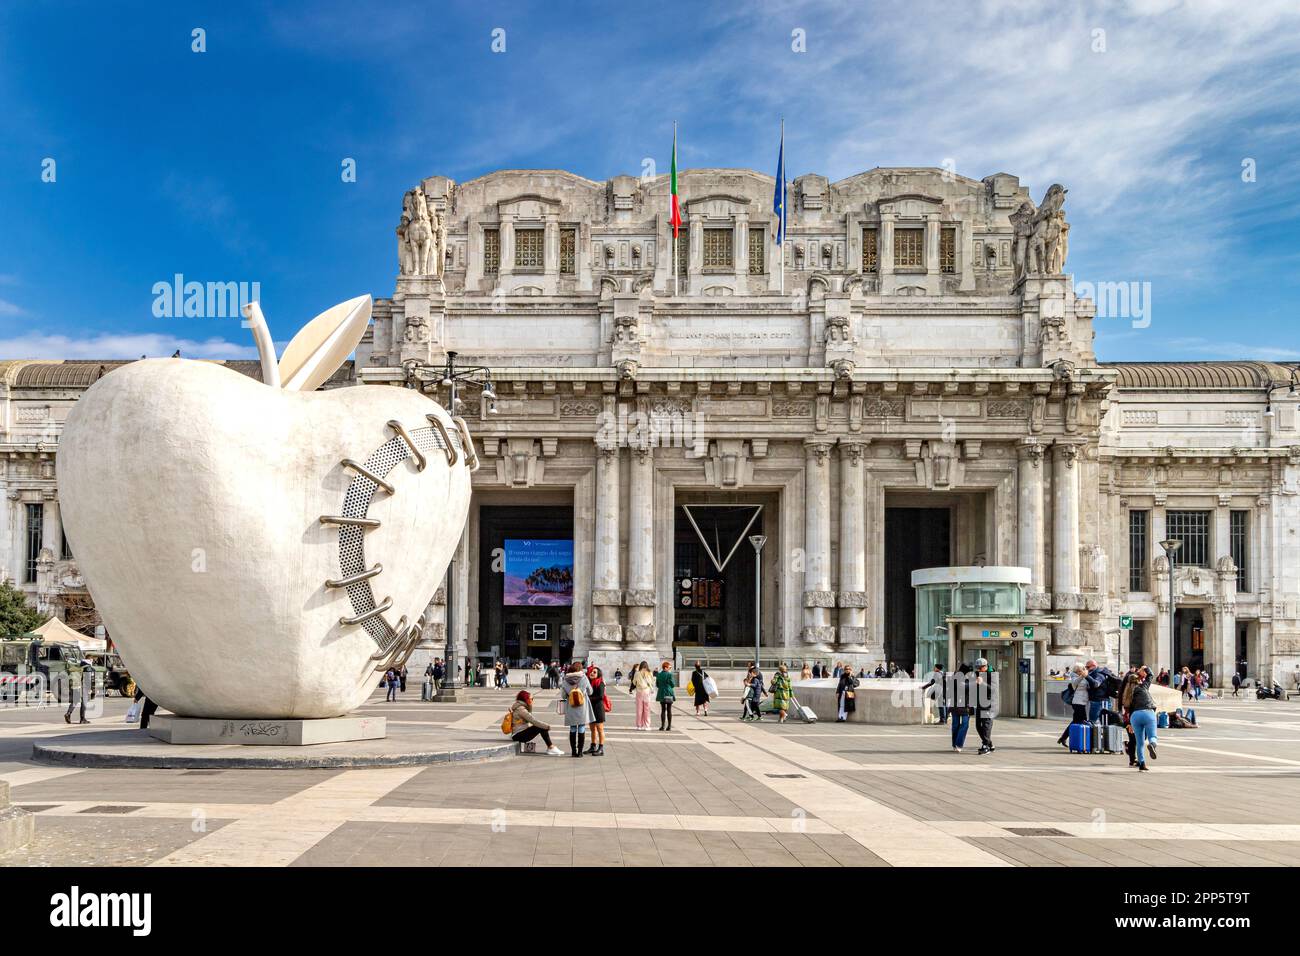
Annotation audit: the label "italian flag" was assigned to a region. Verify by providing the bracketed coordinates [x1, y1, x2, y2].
[670, 124, 681, 239]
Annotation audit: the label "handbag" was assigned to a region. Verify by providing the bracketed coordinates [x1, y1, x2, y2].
[124, 701, 141, 723]
[686, 681, 695, 696]
[603, 694, 612, 713]
[703, 676, 718, 698]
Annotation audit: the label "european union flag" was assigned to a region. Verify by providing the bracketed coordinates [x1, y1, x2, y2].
[772, 125, 786, 246]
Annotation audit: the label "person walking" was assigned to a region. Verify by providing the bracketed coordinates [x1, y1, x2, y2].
[586, 665, 608, 756]
[745, 667, 767, 721]
[972, 658, 996, 755]
[630, 660, 655, 731]
[1231, 670, 1242, 697]
[948, 663, 972, 752]
[920, 663, 948, 724]
[655, 660, 677, 731]
[398, 664, 408, 694]
[422, 661, 435, 701]
[770, 663, 793, 723]
[1084, 659, 1114, 723]
[690, 660, 710, 717]
[835, 667, 859, 722]
[1057, 663, 1091, 749]
[501, 660, 510, 690]
[133, 685, 159, 731]
[560, 662, 595, 757]
[63, 659, 92, 725]
[811, 662, 822, 679]
[1121, 667, 1158, 772]
[384, 667, 399, 702]
[509, 691, 564, 756]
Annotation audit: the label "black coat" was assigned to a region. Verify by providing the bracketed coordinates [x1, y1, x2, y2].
[836, 673, 858, 712]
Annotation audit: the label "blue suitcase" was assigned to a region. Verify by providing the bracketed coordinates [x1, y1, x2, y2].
[1068, 723, 1091, 753]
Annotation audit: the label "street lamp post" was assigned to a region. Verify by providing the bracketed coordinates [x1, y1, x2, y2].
[1160, 538, 1182, 671]
[749, 535, 766, 670]
[403, 351, 497, 702]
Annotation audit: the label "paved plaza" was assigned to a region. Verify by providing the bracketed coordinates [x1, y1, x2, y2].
[2, 686, 1299, 867]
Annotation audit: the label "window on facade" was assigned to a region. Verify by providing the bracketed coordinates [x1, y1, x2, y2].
[61, 525, 72, 561]
[862, 228, 878, 272]
[514, 229, 544, 271]
[748, 228, 765, 275]
[1128, 509, 1149, 591]
[24, 503, 42, 584]
[894, 228, 924, 269]
[940, 228, 956, 273]
[703, 228, 733, 270]
[559, 228, 576, 274]
[483, 228, 500, 274]
[1230, 510, 1249, 591]
[1166, 510, 1211, 567]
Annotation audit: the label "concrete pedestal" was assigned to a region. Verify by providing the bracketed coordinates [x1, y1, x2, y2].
[0, 781, 34, 853]
[432, 685, 471, 703]
[147, 715, 386, 746]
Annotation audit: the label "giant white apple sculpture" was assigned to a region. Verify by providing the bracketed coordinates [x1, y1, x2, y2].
[56, 296, 474, 720]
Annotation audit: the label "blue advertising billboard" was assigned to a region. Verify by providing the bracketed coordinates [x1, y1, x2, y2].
[503, 538, 574, 607]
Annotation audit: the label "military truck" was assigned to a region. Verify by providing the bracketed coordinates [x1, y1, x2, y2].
[0, 637, 107, 701]
[84, 648, 135, 697]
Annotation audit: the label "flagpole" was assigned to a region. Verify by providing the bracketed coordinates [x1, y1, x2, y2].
[779, 117, 785, 295]
[672, 122, 677, 293]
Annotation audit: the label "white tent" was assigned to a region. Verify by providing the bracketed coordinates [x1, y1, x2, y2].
[34, 616, 107, 653]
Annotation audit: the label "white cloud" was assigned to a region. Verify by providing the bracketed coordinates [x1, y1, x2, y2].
[0, 333, 257, 361]
[0, 299, 25, 317]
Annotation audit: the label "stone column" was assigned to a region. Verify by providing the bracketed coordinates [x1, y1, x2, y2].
[591, 444, 623, 646]
[499, 215, 515, 278]
[837, 439, 870, 649]
[1213, 556, 1238, 684]
[1051, 440, 1084, 648]
[879, 213, 895, 276]
[802, 439, 835, 647]
[1152, 503, 1172, 671]
[1017, 438, 1048, 608]
[924, 212, 940, 275]
[624, 445, 656, 650]
[43, 496, 61, 560]
[734, 212, 749, 284]
[543, 217, 559, 275]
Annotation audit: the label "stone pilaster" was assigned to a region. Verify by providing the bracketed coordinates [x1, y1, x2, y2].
[1213, 556, 1238, 683]
[591, 442, 622, 646]
[1051, 440, 1084, 648]
[802, 439, 835, 646]
[1017, 438, 1048, 608]
[837, 439, 870, 649]
[624, 445, 656, 649]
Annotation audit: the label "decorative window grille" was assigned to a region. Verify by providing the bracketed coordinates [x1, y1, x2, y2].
[748, 228, 765, 274]
[1166, 510, 1211, 568]
[862, 228, 878, 272]
[483, 229, 500, 274]
[940, 228, 956, 273]
[1230, 510, 1249, 591]
[894, 228, 924, 268]
[703, 228, 733, 270]
[1128, 510, 1149, 591]
[514, 229, 544, 271]
[559, 228, 576, 274]
[673, 229, 689, 277]
[24, 503, 42, 584]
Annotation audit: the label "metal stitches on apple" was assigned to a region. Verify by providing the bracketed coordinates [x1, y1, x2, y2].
[325, 419, 464, 668]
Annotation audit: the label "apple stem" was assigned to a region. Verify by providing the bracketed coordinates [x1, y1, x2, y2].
[242, 301, 282, 388]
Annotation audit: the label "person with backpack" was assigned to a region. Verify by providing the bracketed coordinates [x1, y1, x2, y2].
[585, 665, 609, 756]
[1057, 663, 1091, 749]
[560, 662, 595, 757]
[1084, 660, 1115, 723]
[655, 660, 677, 731]
[384, 667, 399, 702]
[507, 691, 564, 756]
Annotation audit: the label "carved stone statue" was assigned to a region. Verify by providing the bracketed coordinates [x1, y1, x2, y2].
[403, 312, 429, 344]
[398, 188, 441, 276]
[1009, 201, 1035, 282]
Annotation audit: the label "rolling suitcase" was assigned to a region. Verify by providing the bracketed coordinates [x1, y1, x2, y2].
[1089, 721, 1104, 754]
[1102, 724, 1124, 753]
[1068, 723, 1091, 753]
[791, 694, 817, 724]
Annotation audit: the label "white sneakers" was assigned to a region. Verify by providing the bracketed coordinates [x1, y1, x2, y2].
[546, 746, 564, 756]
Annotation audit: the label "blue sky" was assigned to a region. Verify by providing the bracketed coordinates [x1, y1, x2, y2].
[1, 0, 1297, 362]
